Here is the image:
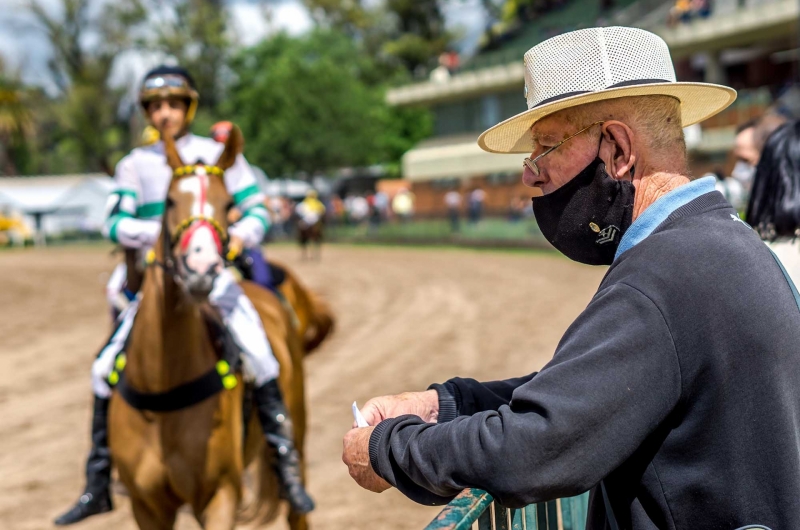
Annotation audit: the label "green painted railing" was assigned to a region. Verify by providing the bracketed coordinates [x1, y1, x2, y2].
[424, 489, 590, 530]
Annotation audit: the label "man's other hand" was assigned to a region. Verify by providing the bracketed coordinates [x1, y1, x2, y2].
[356, 390, 439, 428]
[342, 426, 392, 493]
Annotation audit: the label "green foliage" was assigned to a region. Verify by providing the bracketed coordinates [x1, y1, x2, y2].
[25, 0, 147, 174]
[225, 30, 431, 177]
[302, 0, 452, 75]
[148, 0, 229, 111]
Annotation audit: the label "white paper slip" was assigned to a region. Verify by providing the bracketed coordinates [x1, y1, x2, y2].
[352, 401, 369, 428]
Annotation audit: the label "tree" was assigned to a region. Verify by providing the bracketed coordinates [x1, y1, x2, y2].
[302, 0, 452, 76]
[225, 30, 430, 178]
[0, 64, 35, 175]
[27, 0, 148, 173]
[147, 0, 230, 113]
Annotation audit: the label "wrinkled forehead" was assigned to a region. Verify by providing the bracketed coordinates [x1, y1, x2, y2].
[530, 111, 579, 143]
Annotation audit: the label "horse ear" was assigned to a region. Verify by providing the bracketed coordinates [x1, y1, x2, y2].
[216, 124, 244, 171]
[163, 131, 185, 171]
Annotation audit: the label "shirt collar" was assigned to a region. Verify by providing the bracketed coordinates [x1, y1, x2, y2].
[614, 176, 716, 260]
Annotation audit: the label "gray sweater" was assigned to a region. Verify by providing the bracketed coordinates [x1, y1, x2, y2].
[369, 192, 800, 529]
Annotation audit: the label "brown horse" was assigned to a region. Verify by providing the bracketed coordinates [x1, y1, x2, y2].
[297, 220, 323, 261]
[108, 128, 313, 530]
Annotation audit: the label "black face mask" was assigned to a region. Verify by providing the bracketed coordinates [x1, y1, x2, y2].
[531, 158, 635, 265]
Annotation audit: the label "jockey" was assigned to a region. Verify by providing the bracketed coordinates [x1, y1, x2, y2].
[296, 189, 326, 228]
[55, 65, 314, 526]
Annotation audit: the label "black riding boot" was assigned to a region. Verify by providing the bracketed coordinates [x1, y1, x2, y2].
[54, 396, 113, 525]
[254, 380, 315, 514]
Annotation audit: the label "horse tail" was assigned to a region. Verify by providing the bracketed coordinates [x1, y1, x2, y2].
[303, 291, 334, 354]
[273, 260, 335, 355]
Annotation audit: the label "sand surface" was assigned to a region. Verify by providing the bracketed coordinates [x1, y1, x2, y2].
[0, 244, 604, 529]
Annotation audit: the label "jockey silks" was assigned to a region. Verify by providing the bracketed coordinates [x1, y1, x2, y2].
[531, 158, 634, 265]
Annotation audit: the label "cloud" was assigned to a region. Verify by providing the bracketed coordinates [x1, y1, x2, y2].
[230, 1, 313, 46]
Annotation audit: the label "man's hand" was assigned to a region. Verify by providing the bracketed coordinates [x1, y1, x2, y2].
[226, 235, 244, 261]
[356, 390, 439, 427]
[342, 426, 392, 493]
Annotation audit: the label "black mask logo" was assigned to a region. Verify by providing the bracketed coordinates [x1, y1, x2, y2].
[532, 158, 634, 265]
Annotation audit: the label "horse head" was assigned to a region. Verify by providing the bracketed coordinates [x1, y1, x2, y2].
[160, 126, 244, 300]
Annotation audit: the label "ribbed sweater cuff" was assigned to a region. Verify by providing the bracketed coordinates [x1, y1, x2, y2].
[369, 419, 392, 477]
[428, 383, 458, 423]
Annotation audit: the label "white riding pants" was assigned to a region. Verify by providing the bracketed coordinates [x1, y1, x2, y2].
[92, 267, 280, 398]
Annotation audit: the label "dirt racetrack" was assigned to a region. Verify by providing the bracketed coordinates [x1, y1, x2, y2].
[0, 244, 605, 530]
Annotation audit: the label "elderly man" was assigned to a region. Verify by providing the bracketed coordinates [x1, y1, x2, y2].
[343, 27, 800, 529]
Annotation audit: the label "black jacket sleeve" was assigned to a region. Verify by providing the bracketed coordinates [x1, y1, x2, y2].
[369, 283, 682, 507]
[432, 374, 538, 421]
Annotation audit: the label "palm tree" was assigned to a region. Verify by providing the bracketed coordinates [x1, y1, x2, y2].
[0, 65, 35, 175]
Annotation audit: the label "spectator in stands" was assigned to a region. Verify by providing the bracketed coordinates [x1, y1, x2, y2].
[746, 120, 800, 285]
[468, 188, 486, 224]
[444, 190, 462, 232]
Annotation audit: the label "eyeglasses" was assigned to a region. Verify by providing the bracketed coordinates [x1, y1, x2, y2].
[523, 121, 605, 177]
[142, 75, 190, 91]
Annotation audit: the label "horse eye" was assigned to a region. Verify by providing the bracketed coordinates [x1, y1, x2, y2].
[166, 197, 176, 209]
[225, 201, 234, 212]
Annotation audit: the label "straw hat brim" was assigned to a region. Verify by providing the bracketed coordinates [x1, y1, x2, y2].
[477, 82, 737, 154]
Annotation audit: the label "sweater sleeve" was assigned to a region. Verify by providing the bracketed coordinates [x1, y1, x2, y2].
[370, 282, 681, 507]
[103, 154, 161, 248]
[432, 374, 539, 422]
[226, 154, 269, 247]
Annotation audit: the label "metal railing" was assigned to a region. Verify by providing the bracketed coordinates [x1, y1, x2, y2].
[424, 489, 590, 530]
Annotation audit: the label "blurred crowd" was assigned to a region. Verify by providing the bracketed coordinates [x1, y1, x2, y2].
[261, 187, 420, 237]
[668, 0, 711, 26]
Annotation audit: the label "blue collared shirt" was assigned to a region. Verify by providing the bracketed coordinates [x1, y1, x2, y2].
[614, 176, 717, 261]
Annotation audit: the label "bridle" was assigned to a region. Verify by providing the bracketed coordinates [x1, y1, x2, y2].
[147, 163, 230, 276]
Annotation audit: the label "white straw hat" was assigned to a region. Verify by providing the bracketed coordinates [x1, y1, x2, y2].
[477, 26, 737, 154]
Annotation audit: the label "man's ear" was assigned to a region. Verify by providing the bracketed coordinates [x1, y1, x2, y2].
[602, 122, 636, 180]
[215, 124, 244, 171]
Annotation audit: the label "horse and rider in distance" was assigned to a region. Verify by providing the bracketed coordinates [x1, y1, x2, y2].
[55, 65, 334, 530]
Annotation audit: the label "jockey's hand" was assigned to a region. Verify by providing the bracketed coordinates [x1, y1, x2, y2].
[342, 426, 392, 493]
[356, 390, 439, 428]
[226, 235, 244, 262]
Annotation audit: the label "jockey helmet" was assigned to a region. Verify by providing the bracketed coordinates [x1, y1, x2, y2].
[139, 65, 199, 127]
[210, 121, 234, 143]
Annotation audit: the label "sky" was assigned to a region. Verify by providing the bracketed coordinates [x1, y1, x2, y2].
[0, 0, 487, 94]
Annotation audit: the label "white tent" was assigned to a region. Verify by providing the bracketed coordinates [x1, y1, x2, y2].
[0, 174, 115, 239]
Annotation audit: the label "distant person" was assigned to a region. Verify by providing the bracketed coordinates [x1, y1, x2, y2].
[468, 188, 486, 223]
[746, 120, 800, 286]
[508, 195, 527, 222]
[733, 113, 788, 197]
[444, 190, 462, 232]
[349, 195, 370, 224]
[374, 190, 390, 221]
[392, 188, 415, 223]
[709, 169, 746, 212]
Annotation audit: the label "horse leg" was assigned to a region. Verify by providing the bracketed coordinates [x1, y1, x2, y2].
[198, 482, 238, 530]
[129, 493, 179, 530]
